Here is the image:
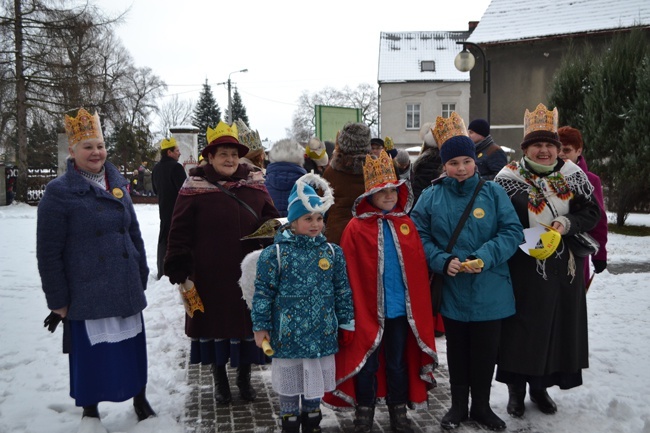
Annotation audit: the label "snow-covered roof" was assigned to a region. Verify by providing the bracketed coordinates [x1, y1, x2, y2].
[378, 31, 471, 83]
[468, 0, 650, 44]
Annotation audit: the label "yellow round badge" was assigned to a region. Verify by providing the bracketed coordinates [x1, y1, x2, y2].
[318, 258, 331, 270]
[112, 188, 124, 199]
[400, 224, 410, 235]
[473, 208, 485, 219]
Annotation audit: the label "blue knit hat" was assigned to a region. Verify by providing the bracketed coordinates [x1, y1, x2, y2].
[439, 135, 476, 164]
[287, 173, 334, 223]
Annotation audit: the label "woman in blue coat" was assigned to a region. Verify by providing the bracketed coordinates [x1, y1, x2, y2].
[37, 108, 155, 433]
[411, 113, 522, 431]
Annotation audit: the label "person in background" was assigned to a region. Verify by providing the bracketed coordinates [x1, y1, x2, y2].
[235, 118, 266, 174]
[412, 113, 522, 431]
[557, 126, 608, 282]
[37, 108, 155, 433]
[324, 150, 437, 433]
[494, 104, 600, 419]
[265, 138, 307, 217]
[164, 121, 279, 406]
[394, 149, 413, 183]
[252, 173, 354, 433]
[322, 122, 372, 245]
[467, 119, 508, 180]
[370, 137, 385, 157]
[152, 136, 187, 280]
[411, 122, 443, 205]
[303, 137, 330, 175]
[142, 161, 154, 196]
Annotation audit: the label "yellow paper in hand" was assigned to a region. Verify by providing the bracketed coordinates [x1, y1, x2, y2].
[179, 279, 204, 318]
[460, 259, 484, 271]
[262, 339, 274, 356]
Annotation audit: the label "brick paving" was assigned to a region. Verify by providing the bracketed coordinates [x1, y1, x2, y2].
[183, 357, 490, 433]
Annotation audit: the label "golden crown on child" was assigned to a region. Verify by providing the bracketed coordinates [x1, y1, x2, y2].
[64, 108, 103, 147]
[432, 112, 468, 148]
[363, 150, 397, 191]
[206, 121, 239, 145]
[523, 103, 558, 137]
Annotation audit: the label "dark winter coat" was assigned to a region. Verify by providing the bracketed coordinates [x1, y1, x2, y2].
[164, 164, 280, 339]
[475, 136, 508, 180]
[264, 161, 307, 217]
[322, 152, 367, 245]
[411, 146, 442, 205]
[252, 229, 354, 359]
[37, 159, 148, 320]
[494, 159, 600, 387]
[152, 154, 187, 236]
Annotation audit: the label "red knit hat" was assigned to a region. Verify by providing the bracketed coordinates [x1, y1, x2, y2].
[557, 126, 584, 150]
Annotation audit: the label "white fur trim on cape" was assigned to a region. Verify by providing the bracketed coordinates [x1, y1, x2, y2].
[295, 172, 335, 214]
[239, 249, 263, 310]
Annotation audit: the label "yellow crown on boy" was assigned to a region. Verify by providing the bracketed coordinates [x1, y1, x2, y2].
[234, 118, 263, 152]
[206, 121, 239, 145]
[432, 112, 468, 148]
[363, 150, 398, 191]
[523, 103, 559, 137]
[64, 108, 103, 147]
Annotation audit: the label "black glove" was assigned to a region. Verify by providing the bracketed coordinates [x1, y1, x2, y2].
[44, 311, 63, 333]
[593, 260, 607, 274]
[167, 269, 188, 285]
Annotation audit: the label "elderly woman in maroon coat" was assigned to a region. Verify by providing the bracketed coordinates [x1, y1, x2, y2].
[164, 121, 279, 405]
[322, 122, 372, 245]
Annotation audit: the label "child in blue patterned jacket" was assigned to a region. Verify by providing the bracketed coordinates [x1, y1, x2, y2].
[252, 173, 355, 433]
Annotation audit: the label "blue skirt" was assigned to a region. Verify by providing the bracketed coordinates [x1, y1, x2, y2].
[69, 316, 148, 406]
[190, 338, 269, 367]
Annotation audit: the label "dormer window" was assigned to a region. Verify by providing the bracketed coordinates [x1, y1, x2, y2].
[421, 60, 435, 72]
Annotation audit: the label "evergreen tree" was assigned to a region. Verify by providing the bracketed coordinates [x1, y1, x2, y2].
[192, 80, 221, 152]
[230, 88, 249, 126]
[27, 119, 57, 170]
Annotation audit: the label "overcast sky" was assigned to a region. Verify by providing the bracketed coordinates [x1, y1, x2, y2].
[93, 0, 492, 142]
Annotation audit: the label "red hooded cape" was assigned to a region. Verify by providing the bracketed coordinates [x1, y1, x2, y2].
[323, 180, 438, 410]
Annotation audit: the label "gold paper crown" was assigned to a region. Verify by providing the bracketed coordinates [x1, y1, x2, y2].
[64, 108, 103, 147]
[161, 137, 177, 150]
[524, 103, 558, 137]
[206, 121, 239, 145]
[234, 118, 263, 152]
[432, 112, 468, 148]
[363, 150, 398, 192]
[384, 136, 395, 151]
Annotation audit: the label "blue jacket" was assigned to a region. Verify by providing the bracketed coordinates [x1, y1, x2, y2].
[251, 229, 354, 359]
[37, 159, 149, 320]
[264, 162, 307, 217]
[411, 173, 522, 322]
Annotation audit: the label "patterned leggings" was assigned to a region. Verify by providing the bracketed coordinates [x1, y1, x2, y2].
[279, 394, 321, 416]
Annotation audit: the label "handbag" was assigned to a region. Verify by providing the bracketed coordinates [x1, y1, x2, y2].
[565, 232, 600, 257]
[430, 179, 485, 315]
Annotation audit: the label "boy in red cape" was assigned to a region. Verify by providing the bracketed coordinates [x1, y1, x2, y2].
[323, 150, 437, 433]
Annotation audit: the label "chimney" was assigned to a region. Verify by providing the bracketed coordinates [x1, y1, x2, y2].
[468, 21, 479, 32]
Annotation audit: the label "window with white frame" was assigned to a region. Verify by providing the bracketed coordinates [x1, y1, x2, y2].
[406, 104, 420, 129]
[442, 103, 456, 118]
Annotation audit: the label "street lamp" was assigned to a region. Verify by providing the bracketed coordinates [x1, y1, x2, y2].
[454, 42, 490, 124]
[226, 68, 248, 123]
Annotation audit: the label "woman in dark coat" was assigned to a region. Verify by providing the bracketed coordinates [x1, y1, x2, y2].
[164, 121, 279, 405]
[37, 108, 155, 432]
[494, 104, 600, 419]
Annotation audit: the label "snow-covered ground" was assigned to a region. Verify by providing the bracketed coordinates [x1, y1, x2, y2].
[0, 203, 649, 433]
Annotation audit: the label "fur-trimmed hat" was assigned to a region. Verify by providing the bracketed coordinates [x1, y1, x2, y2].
[336, 122, 371, 155]
[287, 173, 334, 223]
[268, 138, 305, 165]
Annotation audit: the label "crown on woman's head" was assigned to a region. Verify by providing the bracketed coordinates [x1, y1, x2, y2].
[363, 150, 397, 192]
[206, 121, 239, 145]
[234, 118, 263, 152]
[523, 103, 558, 137]
[432, 112, 468, 148]
[64, 108, 103, 147]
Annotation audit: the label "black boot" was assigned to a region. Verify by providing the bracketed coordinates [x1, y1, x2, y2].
[236, 364, 257, 402]
[353, 405, 375, 433]
[281, 414, 300, 433]
[441, 385, 469, 430]
[506, 383, 526, 418]
[469, 386, 506, 431]
[388, 403, 414, 433]
[82, 404, 100, 418]
[133, 386, 157, 421]
[212, 365, 232, 405]
[529, 388, 557, 414]
[301, 409, 323, 433]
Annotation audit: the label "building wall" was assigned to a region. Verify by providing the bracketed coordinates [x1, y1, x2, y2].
[379, 81, 470, 149]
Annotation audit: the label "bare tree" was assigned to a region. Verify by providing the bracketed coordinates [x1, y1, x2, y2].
[157, 94, 193, 137]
